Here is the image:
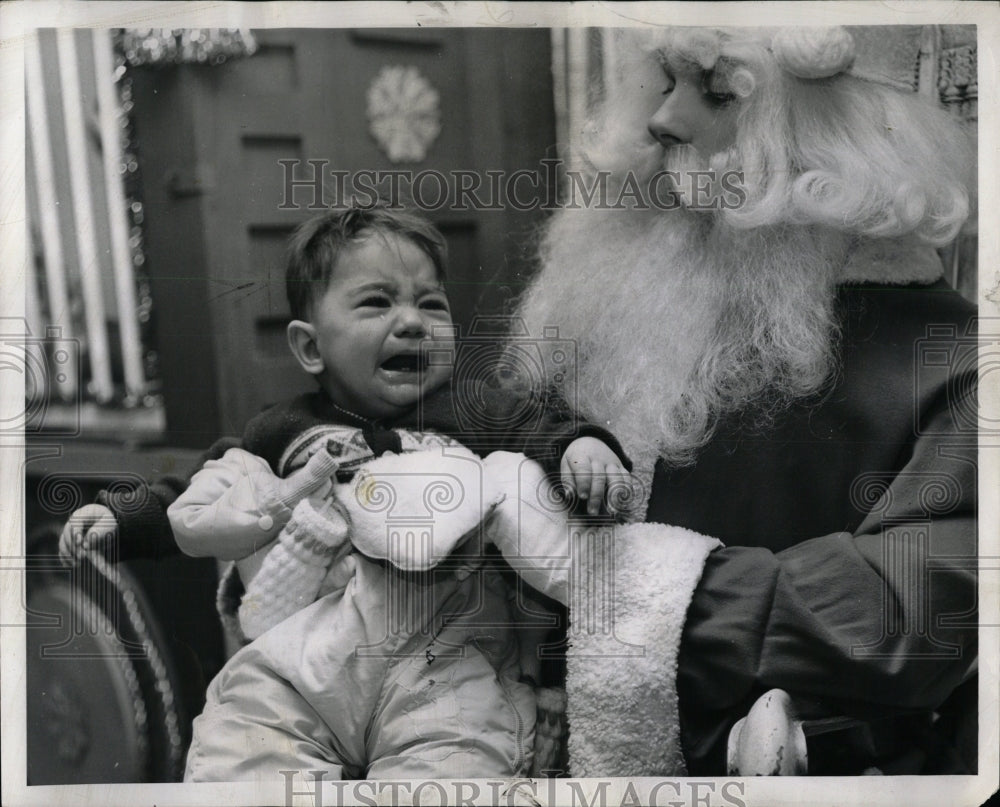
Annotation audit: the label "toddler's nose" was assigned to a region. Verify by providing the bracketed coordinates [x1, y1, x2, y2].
[393, 305, 427, 337]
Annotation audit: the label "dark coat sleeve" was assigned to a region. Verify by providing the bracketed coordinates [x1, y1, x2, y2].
[669, 284, 978, 772]
[677, 404, 976, 768]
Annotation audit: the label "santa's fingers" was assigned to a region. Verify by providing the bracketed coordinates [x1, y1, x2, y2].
[560, 456, 593, 507]
[58, 522, 77, 564]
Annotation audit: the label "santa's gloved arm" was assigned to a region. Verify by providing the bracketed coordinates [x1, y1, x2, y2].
[238, 494, 354, 640]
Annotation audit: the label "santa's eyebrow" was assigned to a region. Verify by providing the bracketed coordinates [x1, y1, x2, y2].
[656, 49, 704, 75]
[700, 68, 723, 88]
[707, 58, 738, 81]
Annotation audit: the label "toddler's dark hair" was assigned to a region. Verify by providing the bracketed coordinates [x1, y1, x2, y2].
[286, 205, 448, 321]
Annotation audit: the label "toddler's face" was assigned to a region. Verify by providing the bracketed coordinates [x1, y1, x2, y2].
[308, 231, 455, 420]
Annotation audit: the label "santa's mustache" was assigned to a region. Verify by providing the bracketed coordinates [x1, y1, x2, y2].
[650, 143, 741, 210]
[662, 143, 712, 175]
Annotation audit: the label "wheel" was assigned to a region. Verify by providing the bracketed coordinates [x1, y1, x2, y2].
[26, 526, 187, 783]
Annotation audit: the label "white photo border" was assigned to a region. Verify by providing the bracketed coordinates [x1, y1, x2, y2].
[2, 2, 997, 806]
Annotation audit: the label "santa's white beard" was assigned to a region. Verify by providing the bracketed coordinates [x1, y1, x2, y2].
[517, 204, 848, 492]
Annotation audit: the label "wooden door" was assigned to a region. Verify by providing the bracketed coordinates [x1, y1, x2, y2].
[132, 28, 555, 444]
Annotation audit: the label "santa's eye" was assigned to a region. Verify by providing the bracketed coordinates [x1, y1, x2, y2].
[656, 58, 676, 96]
[702, 70, 736, 106]
[704, 90, 736, 106]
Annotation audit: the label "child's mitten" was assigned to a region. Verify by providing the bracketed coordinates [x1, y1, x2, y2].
[169, 446, 338, 560]
[482, 451, 575, 605]
[274, 442, 342, 506]
[338, 447, 487, 571]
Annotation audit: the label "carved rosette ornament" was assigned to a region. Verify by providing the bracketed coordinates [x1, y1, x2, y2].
[367, 66, 442, 163]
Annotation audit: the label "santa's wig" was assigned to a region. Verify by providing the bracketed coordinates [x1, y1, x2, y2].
[583, 26, 975, 245]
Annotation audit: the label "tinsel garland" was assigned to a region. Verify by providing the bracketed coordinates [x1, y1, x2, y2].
[119, 29, 257, 67]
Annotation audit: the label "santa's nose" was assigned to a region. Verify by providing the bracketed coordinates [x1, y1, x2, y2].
[647, 99, 689, 147]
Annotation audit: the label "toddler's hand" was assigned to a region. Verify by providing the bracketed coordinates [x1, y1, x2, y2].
[276, 442, 340, 507]
[59, 504, 118, 566]
[559, 436, 631, 516]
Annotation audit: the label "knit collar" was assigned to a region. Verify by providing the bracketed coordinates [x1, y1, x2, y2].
[327, 399, 380, 428]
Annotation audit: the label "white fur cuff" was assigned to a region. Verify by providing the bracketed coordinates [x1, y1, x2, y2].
[566, 522, 721, 777]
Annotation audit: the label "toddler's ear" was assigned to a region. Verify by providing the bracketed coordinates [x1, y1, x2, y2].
[287, 320, 324, 375]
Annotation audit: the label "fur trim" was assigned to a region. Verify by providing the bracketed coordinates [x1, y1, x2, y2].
[566, 523, 720, 777]
[839, 239, 944, 285]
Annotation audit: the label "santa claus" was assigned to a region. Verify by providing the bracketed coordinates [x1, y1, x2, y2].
[517, 26, 978, 775]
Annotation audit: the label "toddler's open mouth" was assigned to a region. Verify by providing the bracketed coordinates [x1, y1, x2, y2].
[380, 353, 427, 373]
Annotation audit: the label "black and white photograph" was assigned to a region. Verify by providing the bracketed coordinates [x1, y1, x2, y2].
[2, 2, 998, 806]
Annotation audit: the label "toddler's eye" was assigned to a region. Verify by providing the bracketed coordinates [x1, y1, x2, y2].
[359, 295, 390, 308]
[420, 298, 449, 312]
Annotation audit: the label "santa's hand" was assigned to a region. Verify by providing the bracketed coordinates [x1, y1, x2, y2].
[59, 504, 118, 566]
[560, 437, 631, 516]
